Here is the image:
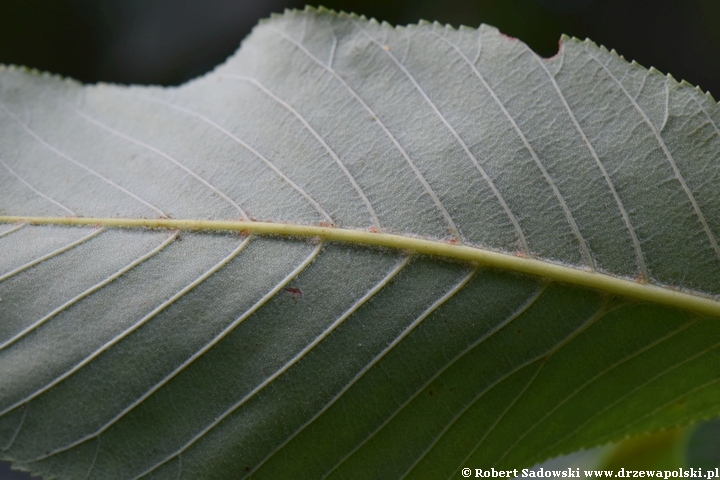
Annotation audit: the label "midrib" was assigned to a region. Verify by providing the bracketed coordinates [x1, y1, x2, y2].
[2, 214, 720, 317]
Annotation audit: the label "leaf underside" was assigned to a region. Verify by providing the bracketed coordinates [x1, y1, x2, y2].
[1, 7, 720, 479]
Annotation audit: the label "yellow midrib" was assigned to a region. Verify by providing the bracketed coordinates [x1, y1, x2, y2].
[2, 215, 720, 317]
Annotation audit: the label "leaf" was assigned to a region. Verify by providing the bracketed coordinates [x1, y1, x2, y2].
[599, 428, 687, 470]
[1, 6, 720, 479]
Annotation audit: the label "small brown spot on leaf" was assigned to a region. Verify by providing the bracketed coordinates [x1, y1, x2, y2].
[284, 287, 303, 299]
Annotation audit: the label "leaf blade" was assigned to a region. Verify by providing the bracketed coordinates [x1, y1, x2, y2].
[1, 8, 720, 478]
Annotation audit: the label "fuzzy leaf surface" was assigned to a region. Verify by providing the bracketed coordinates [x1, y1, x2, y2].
[1, 9, 720, 479]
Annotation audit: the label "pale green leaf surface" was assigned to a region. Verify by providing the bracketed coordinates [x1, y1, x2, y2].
[1, 7, 720, 479]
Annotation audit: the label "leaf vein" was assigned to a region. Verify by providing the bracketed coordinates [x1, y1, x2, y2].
[422, 31, 531, 256]
[493, 318, 697, 466]
[0, 231, 178, 352]
[0, 100, 166, 217]
[0, 227, 104, 284]
[245, 255, 412, 477]
[428, 299, 609, 477]
[533, 333, 720, 463]
[137, 95, 334, 223]
[427, 31, 593, 267]
[0, 235, 251, 421]
[586, 48, 720, 261]
[693, 96, 720, 139]
[83, 439, 100, 480]
[527, 45, 648, 280]
[221, 75, 380, 227]
[68, 105, 249, 220]
[332, 283, 548, 479]
[0, 159, 76, 215]
[272, 28, 460, 240]
[321, 268, 477, 479]
[129, 243, 323, 479]
[1, 406, 26, 451]
[0, 223, 27, 239]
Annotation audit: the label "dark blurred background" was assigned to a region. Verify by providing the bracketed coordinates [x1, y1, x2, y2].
[0, 0, 718, 478]
[0, 0, 719, 96]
